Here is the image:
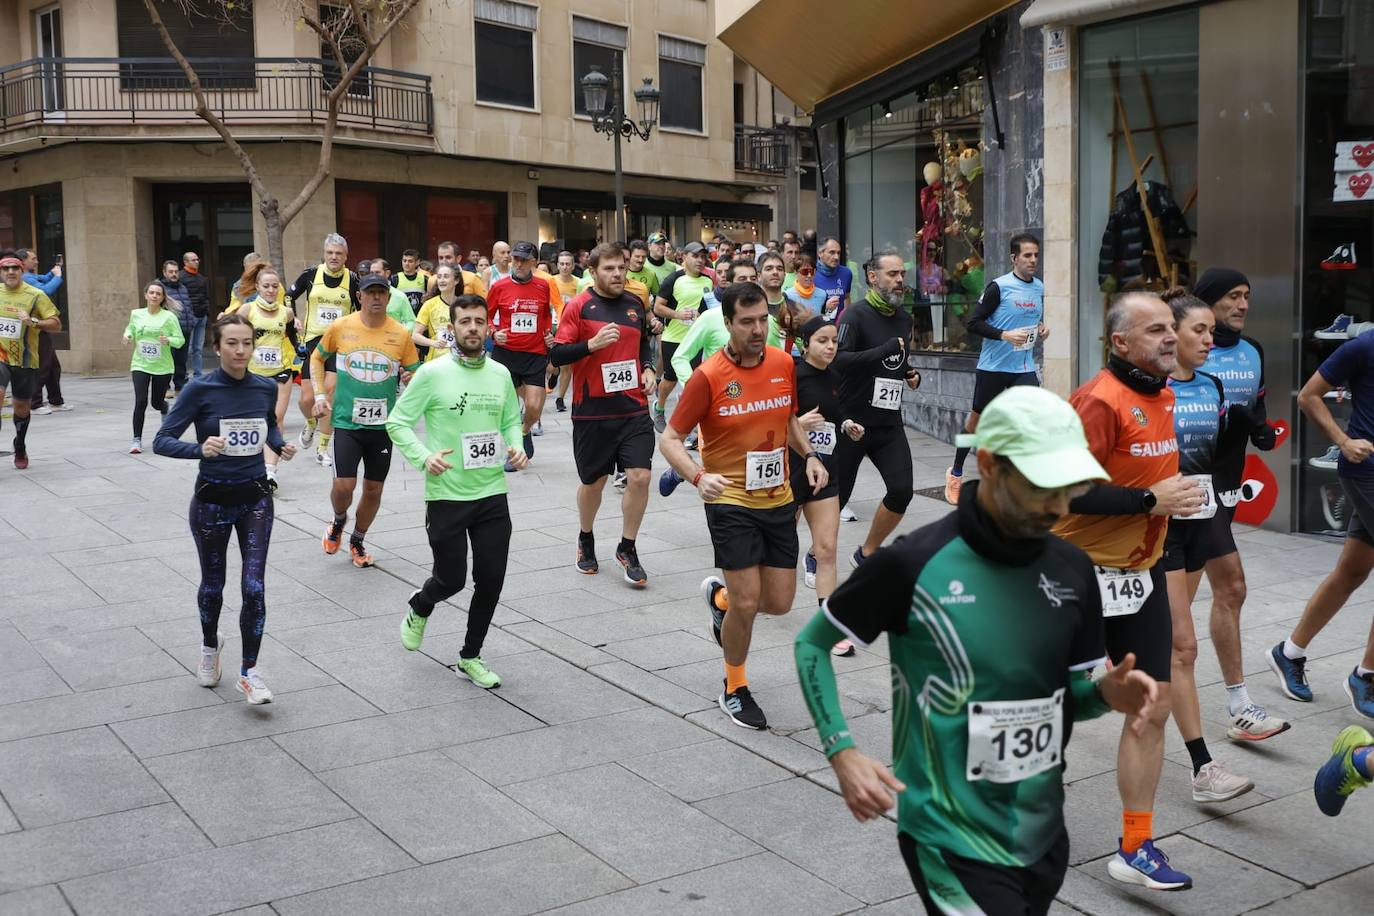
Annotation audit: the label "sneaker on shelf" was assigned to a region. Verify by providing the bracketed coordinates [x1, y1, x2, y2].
[616, 544, 648, 587]
[1321, 242, 1358, 270]
[298, 424, 316, 448]
[1309, 445, 1340, 470]
[31, 405, 52, 415]
[1314, 724, 1374, 816]
[612, 471, 627, 490]
[1349, 321, 1374, 339]
[315, 449, 333, 469]
[849, 545, 868, 569]
[659, 466, 683, 497]
[652, 403, 667, 434]
[576, 539, 599, 575]
[1106, 839, 1192, 891]
[197, 635, 223, 687]
[944, 468, 962, 505]
[1344, 667, 1374, 719]
[831, 639, 856, 658]
[1323, 484, 1348, 531]
[1316, 315, 1355, 339]
[456, 656, 501, 689]
[349, 543, 375, 569]
[236, 668, 273, 705]
[1191, 760, 1254, 803]
[803, 550, 817, 590]
[129, 438, 142, 455]
[322, 522, 344, 556]
[1267, 643, 1313, 702]
[684, 431, 699, 451]
[701, 575, 727, 646]
[1324, 387, 1348, 401]
[400, 603, 427, 651]
[555, 397, 567, 412]
[719, 680, 767, 730]
[1226, 703, 1290, 741]
[839, 505, 858, 522]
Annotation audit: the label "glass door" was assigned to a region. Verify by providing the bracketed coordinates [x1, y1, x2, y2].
[35, 5, 65, 113]
[153, 184, 254, 319]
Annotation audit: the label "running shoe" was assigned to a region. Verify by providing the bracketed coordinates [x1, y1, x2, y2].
[322, 522, 344, 555]
[1226, 703, 1291, 741]
[803, 550, 817, 589]
[701, 575, 727, 646]
[613, 471, 627, 490]
[616, 544, 648, 587]
[400, 605, 427, 651]
[197, 635, 223, 687]
[1106, 839, 1192, 890]
[659, 467, 683, 497]
[576, 538, 599, 574]
[1191, 760, 1254, 803]
[1267, 643, 1312, 702]
[1316, 314, 1355, 339]
[236, 668, 273, 705]
[556, 397, 567, 412]
[31, 404, 52, 415]
[831, 640, 856, 658]
[524, 432, 534, 460]
[532, 421, 544, 437]
[944, 468, 962, 505]
[349, 543, 375, 568]
[298, 424, 315, 448]
[839, 505, 858, 522]
[850, 545, 868, 569]
[652, 403, 667, 433]
[316, 449, 333, 469]
[13, 448, 28, 470]
[456, 656, 501, 689]
[1309, 445, 1340, 470]
[719, 680, 767, 730]
[1314, 725, 1374, 816]
[53, 403, 73, 412]
[129, 438, 142, 455]
[684, 431, 699, 451]
[1345, 668, 1374, 719]
[1323, 484, 1348, 530]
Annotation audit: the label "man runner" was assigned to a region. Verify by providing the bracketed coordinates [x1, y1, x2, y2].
[661, 282, 826, 729]
[815, 236, 853, 317]
[0, 253, 61, 469]
[393, 248, 431, 316]
[946, 233, 1047, 503]
[795, 385, 1160, 915]
[644, 231, 676, 289]
[311, 272, 422, 567]
[388, 294, 527, 689]
[486, 241, 555, 469]
[430, 241, 488, 298]
[651, 241, 715, 432]
[290, 233, 358, 467]
[625, 240, 662, 305]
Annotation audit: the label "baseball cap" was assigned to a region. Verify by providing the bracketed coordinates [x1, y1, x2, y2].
[682, 241, 707, 255]
[954, 387, 1107, 489]
[511, 241, 538, 259]
[358, 272, 391, 290]
[647, 231, 668, 244]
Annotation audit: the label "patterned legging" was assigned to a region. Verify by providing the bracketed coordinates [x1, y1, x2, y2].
[188, 493, 274, 667]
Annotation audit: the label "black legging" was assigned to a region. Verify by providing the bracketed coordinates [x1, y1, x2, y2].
[132, 370, 171, 438]
[189, 491, 274, 667]
[833, 423, 915, 515]
[410, 494, 511, 659]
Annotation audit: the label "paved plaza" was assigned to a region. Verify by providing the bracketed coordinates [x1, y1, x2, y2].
[1, 374, 1372, 915]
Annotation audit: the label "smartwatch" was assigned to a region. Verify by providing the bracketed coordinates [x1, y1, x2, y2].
[1140, 489, 1158, 512]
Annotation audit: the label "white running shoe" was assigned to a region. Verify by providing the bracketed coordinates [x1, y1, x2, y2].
[839, 505, 858, 522]
[129, 438, 142, 455]
[316, 449, 333, 469]
[1191, 760, 1254, 802]
[53, 403, 73, 412]
[236, 667, 273, 704]
[1226, 703, 1291, 741]
[298, 424, 316, 449]
[31, 405, 52, 415]
[197, 636, 223, 687]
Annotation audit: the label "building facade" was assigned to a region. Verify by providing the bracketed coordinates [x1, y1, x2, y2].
[1, 0, 798, 372]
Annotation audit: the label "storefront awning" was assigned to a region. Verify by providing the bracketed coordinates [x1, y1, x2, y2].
[716, 0, 1018, 113]
[1020, 0, 1193, 28]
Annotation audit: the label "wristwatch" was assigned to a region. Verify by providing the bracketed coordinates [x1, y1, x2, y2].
[1140, 489, 1157, 512]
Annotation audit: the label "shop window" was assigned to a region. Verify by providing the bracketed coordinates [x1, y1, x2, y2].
[538, 208, 605, 257]
[427, 195, 500, 260]
[659, 36, 705, 132]
[1076, 8, 1199, 378]
[474, 0, 537, 109]
[337, 181, 507, 263]
[573, 17, 626, 117]
[0, 183, 68, 345]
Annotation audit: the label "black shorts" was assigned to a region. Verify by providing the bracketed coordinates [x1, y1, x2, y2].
[572, 413, 654, 484]
[332, 427, 393, 482]
[972, 369, 1040, 414]
[900, 829, 1068, 916]
[1101, 563, 1172, 682]
[0, 364, 37, 401]
[1162, 517, 1217, 573]
[790, 450, 838, 505]
[660, 340, 700, 383]
[492, 347, 549, 388]
[1342, 476, 1374, 547]
[300, 337, 336, 381]
[704, 502, 799, 570]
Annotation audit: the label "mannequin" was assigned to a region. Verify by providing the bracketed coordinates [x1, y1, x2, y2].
[918, 161, 945, 294]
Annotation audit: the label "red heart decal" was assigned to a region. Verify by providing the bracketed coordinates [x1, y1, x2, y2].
[1270, 421, 1289, 448]
[1349, 173, 1373, 198]
[1355, 144, 1374, 168]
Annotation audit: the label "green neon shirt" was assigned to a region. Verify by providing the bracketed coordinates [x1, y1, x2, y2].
[658, 271, 714, 344]
[670, 308, 782, 383]
[124, 307, 185, 375]
[386, 287, 416, 331]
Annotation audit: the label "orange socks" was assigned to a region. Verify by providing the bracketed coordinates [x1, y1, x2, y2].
[725, 662, 748, 693]
[1122, 811, 1152, 853]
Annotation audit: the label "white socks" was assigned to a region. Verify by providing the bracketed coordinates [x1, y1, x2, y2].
[1225, 682, 1251, 716]
[1282, 638, 1306, 660]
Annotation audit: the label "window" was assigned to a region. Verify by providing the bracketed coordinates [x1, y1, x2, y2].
[115, 0, 254, 89]
[36, 5, 64, 112]
[474, 0, 537, 109]
[320, 4, 371, 98]
[573, 17, 627, 117]
[658, 36, 705, 132]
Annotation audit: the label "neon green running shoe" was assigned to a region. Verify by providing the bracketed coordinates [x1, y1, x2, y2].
[1314, 725, 1374, 817]
[455, 656, 501, 689]
[400, 607, 427, 651]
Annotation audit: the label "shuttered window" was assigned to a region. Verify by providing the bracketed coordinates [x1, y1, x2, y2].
[116, 0, 255, 89]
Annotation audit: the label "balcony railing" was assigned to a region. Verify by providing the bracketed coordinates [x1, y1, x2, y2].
[0, 57, 433, 135]
[734, 124, 789, 175]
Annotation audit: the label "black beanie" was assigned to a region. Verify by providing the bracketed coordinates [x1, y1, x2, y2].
[1193, 267, 1250, 307]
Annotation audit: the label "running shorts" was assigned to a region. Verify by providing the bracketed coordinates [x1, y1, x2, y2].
[0, 364, 37, 401]
[972, 369, 1040, 414]
[332, 427, 393, 482]
[1342, 476, 1374, 547]
[790, 450, 838, 506]
[1211, 502, 1239, 558]
[492, 347, 549, 388]
[660, 341, 701, 383]
[1101, 563, 1172, 682]
[899, 829, 1068, 916]
[572, 413, 654, 484]
[704, 503, 799, 570]
[1162, 517, 1215, 573]
[300, 337, 337, 380]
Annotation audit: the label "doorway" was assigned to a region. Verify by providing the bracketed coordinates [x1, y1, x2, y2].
[153, 184, 254, 315]
[35, 5, 64, 113]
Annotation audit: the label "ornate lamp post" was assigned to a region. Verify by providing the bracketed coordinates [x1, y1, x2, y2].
[581, 57, 661, 243]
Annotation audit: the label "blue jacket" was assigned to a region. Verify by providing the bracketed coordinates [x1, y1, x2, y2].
[22, 271, 62, 298]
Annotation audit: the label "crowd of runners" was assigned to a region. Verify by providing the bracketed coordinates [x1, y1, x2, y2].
[4, 231, 1374, 914]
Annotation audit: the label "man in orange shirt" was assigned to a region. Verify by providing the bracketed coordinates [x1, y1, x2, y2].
[1053, 291, 1205, 891]
[660, 282, 827, 730]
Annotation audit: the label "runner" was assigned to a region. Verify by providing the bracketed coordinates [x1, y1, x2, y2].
[486, 241, 555, 469]
[785, 253, 829, 317]
[1053, 291, 1205, 890]
[487, 241, 513, 287]
[370, 259, 420, 333]
[123, 280, 185, 455]
[289, 234, 359, 468]
[1194, 267, 1281, 734]
[0, 253, 60, 469]
[781, 237, 802, 290]
[310, 272, 422, 568]
[236, 267, 298, 489]
[946, 233, 1046, 504]
[153, 312, 297, 704]
[550, 251, 580, 412]
[1315, 726, 1374, 816]
[393, 248, 431, 315]
[430, 241, 488, 298]
[625, 240, 662, 305]
[1161, 289, 1262, 803]
[815, 236, 854, 317]
[795, 385, 1160, 915]
[413, 264, 461, 361]
[548, 242, 656, 585]
[388, 293, 527, 689]
[758, 251, 811, 353]
[832, 251, 922, 566]
[660, 281, 826, 729]
[651, 241, 715, 432]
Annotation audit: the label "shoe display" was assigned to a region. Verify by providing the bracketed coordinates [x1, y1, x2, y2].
[1322, 484, 1348, 531]
[1349, 321, 1374, 338]
[1316, 314, 1355, 339]
[1191, 760, 1254, 803]
[1321, 242, 1358, 270]
[1309, 445, 1340, 469]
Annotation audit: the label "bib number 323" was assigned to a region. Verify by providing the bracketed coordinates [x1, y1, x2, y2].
[1095, 566, 1153, 617]
[967, 689, 1064, 783]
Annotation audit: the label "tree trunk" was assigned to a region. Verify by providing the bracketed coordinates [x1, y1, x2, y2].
[262, 201, 285, 277]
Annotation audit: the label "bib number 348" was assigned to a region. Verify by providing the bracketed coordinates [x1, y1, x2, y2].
[461, 430, 501, 469]
[966, 689, 1064, 783]
[1095, 566, 1153, 617]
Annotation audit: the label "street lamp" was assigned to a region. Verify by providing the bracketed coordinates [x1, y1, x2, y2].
[581, 57, 661, 243]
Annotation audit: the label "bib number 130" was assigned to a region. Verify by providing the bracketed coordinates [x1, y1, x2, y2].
[966, 689, 1064, 784]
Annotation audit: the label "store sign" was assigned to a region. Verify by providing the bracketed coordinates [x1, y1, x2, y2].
[1333, 141, 1374, 202]
[1045, 28, 1069, 72]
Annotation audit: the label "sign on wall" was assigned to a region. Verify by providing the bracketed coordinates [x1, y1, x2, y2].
[1045, 28, 1069, 72]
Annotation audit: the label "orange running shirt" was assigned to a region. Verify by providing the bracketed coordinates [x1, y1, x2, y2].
[1052, 368, 1177, 569]
[671, 346, 796, 510]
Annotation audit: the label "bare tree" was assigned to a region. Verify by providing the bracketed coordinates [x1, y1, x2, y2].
[140, 0, 422, 271]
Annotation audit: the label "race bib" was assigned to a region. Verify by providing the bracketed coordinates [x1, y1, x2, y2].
[435, 326, 455, 348]
[1175, 474, 1217, 520]
[316, 305, 342, 327]
[1013, 326, 1039, 351]
[807, 421, 837, 456]
[0, 316, 22, 340]
[511, 312, 538, 334]
[253, 345, 283, 370]
[601, 359, 637, 393]
[1095, 566, 1153, 617]
[745, 446, 785, 491]
[966, 689, 1064, 783]
[219, 418, 267, 457]
[351, 397, 388, 426]
[871, 377, 903, 410]
[138, 340, 163, 361]
[461, 430, 502, 469]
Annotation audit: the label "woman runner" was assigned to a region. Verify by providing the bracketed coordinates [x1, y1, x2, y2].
[154, 313, 297, 704]
[124, 280, 185, 454]
[234, 266, 298, 490]
[412, 263, 460, 360]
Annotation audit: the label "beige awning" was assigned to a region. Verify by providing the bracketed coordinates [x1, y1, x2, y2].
[716, 0, 1018, 113]
[1020, 0, 1193, 27]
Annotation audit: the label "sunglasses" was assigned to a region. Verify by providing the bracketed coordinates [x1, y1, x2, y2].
[798, 267, 815, 276]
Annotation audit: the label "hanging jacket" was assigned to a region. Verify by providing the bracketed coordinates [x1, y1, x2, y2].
[1097, 181, 1192, 291]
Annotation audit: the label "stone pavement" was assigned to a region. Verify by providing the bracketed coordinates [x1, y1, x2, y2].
[1, 374, 1372, 916]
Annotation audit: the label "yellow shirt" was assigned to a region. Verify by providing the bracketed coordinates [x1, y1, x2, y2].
[414, 294, 457, 361]
[243, 301, 294, 377]
[0, 283, 58, 369]
[227, 285, 287, 314]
